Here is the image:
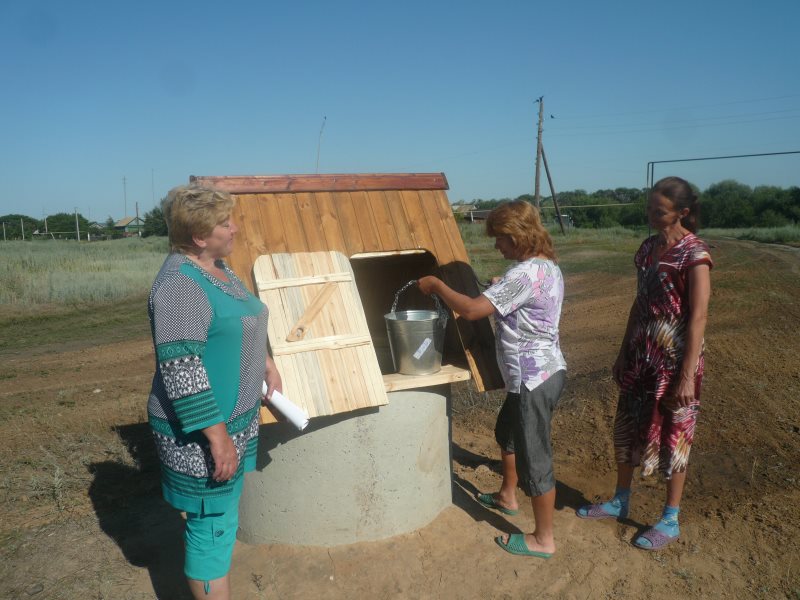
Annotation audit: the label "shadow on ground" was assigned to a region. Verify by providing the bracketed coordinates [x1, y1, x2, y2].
[88, 422, 192, 600]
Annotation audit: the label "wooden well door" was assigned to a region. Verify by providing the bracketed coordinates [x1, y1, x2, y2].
[254, 250, 388, 423]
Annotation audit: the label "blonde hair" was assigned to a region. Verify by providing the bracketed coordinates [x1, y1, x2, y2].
[162, 186, 234, 253]
[485, 200, 556, 261]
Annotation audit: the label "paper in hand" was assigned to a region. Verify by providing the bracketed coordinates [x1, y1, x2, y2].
[262, 381, 310, 431]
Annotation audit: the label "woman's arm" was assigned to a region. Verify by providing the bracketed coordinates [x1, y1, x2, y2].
[417, 276, 495, 321]
[612, 300, 640, 385]
[668, 264, 711, 408]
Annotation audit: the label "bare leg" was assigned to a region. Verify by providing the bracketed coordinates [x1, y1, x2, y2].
[492, 449, 519, 511]
[616, 463, 635, 490]
[188, 575, 230, 600]
[499, 487, 557, 554]
[666, 470, 687, 507]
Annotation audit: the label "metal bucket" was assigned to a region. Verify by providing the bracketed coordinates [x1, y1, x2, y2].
[384, 282, 448, 376]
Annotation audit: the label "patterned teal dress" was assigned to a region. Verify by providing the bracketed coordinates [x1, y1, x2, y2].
[147, 253, 268, 514]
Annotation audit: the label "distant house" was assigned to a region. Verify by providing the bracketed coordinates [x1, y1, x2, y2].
[451, 204, 491, 222]
[465, 209, 491, 222]
[451, 203, 476, 215]
[114, 216, 144, 236]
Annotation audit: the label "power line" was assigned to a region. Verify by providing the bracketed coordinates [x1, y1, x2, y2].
[554, 93, 800, 121]
[547, 114, 800, 138]
[549, 108, 800, 132]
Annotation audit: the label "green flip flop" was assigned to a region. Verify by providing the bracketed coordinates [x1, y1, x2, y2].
[495, 533, 553, 559]
[476, 493, 519, 515]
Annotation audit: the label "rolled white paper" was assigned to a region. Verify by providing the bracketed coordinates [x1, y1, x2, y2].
[262, 382, 309, 431]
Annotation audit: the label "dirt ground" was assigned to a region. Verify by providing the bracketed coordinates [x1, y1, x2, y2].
[1, 238, 799, 599]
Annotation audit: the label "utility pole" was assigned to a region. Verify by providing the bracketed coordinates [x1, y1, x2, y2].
[123, 176, 128, 217]
[2, 222, 6, 241]
[21, 218, 25, 240]
[534, 96, 545, 209]
[136, 201, 141, 237]
[541, 146, 566, 235]
[75, 208, 80, 242]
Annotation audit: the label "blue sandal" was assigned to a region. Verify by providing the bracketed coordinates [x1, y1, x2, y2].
[633, 527, 679, 551]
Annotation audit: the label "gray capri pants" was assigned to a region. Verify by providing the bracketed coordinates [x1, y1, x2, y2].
[494, 370, 566, 497]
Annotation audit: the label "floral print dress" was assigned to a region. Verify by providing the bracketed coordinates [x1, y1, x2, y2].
[614, 234, 713, 477]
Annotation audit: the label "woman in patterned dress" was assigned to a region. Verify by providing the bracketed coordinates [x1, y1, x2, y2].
[576, 176, 712, 551]
[419, 199, 566, 559]
[148, 186, 282, 598]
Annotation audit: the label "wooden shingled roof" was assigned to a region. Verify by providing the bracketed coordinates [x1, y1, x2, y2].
[191, 173, 504, 410]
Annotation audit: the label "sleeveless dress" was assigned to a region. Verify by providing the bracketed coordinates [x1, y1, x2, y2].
[613, 233, 713, 478]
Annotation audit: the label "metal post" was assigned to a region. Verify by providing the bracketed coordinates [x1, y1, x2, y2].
[21, 218, 25, 240]
[75, 208, 80, 242]
[2, 222, 6, 241]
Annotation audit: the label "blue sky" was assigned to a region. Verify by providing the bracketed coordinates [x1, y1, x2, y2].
[1, 0, 799, 220]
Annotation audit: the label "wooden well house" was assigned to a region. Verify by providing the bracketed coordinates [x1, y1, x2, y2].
[191, 173, 504, 423]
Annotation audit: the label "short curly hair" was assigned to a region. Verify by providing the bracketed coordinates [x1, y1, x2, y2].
[161, 186, 234, 253]
[485, 200, 556, 261]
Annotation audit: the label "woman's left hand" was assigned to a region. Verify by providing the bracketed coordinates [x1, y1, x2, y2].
[665, 375, 695, 410]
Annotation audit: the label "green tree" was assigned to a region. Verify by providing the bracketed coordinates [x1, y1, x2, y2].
[142, 206, 168, 237]
[0, 214, 40, 239]
[702, 180, 754, 228]
[43, 212, 91, 239]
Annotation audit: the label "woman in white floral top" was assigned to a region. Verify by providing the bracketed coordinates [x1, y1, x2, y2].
[418, 199, 566, 559]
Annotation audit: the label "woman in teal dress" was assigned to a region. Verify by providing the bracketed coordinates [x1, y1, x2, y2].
[148, 186, 282, 599]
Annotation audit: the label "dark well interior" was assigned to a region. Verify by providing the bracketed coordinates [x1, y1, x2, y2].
[350, 251, 469, 375]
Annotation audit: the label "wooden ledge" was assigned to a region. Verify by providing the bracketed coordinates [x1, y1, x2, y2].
[190, 173, 449, 194]
[382, 364, 471, 392]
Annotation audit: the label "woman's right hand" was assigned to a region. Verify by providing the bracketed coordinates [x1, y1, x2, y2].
[417, 276, 441, 295]
[204, 423, 238, 482]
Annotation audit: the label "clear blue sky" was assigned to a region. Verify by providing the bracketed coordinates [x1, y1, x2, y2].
[2, 0, 799, 220]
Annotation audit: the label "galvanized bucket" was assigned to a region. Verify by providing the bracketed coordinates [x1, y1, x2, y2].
[384, 281, 448, 376]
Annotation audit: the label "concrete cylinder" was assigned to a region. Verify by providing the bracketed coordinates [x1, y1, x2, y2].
[238, 385, 452, 546]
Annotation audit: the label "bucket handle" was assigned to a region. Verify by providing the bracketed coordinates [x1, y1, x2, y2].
[391, 280, 449, 325]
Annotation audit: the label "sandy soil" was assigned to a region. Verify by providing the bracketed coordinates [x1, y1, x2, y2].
[1, 238, 799, 599]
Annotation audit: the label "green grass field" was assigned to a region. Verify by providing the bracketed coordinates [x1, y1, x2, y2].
[0, 225, 793, 356]
[0, 237, 168, 306]
[703, 225, 800, 246]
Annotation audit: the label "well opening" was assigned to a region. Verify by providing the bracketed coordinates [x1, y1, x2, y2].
[350, 250, 468, 376]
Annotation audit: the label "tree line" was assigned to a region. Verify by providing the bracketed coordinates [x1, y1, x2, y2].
[0, 207, 168, 240]
[3, 180, 798, 240]
[460, 180, 800, 229]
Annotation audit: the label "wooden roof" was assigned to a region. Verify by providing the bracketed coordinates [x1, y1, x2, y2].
[191, 173, 504, 393]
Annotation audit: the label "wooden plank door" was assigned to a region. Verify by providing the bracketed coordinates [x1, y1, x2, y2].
[253, 250, 388, 423]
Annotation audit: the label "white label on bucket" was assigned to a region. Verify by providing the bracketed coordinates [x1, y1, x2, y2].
[413, 337, 432, 360]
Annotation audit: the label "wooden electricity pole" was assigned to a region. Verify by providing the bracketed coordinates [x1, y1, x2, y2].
[534, 96, 544, 208]
[541, 146, 566, 234]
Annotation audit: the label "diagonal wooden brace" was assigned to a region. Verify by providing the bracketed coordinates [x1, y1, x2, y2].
[286, 282, 338, 342]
